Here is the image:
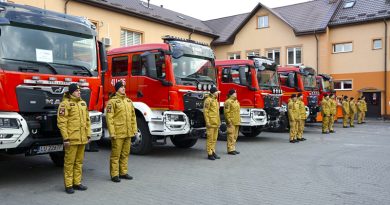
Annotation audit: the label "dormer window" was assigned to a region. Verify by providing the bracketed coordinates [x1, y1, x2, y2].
[343, 1, 355, 9]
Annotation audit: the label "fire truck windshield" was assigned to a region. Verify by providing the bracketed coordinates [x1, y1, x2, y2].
[303, 75, 317, 90]
[172, 56, 216, 85]
[323, 79, 334, 92]
[257, 70, 279, 89]
[0, 25, 97, 76]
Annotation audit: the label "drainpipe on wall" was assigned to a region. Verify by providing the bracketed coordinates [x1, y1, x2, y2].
[188, 28, 195, 40]
[384, 18, 388, 120]
[65, 0, 72, 14]
[314, 30, 319, 74]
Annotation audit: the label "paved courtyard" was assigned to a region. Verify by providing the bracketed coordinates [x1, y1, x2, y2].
[1, 120, 390, 205]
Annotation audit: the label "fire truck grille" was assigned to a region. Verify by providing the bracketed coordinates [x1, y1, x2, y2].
[264, 95, 280, 109]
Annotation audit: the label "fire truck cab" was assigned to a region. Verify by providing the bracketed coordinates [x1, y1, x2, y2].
[104, 36, 216, 154]
[215, 59, 267, 138]
[0, 2, 105, 165]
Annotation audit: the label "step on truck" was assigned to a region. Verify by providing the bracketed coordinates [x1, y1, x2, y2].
[0, 2, 105, 166]
[215, 59, 267, 139]
[278, 66, 319, 122]
[103, 36, 216, 155]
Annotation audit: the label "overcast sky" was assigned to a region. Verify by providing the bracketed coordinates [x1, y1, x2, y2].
[149, 0, 312, 20]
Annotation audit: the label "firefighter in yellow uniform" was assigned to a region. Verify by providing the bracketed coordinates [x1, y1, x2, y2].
[329, 93, 337, 133]
[357, 97, 364, 124]
[57, 83, 91, 194]
[296, 93, 307, 141]
[362, 96, 367, 123]
[342, 96, 350, 128]
[204, 87, 221, 160]
[106, 81, 137, 182]
[288, 94, 299, 143]
[349, 97, 357, 127]
[224, 89, 241, 155]
[321, 94, 331, 134]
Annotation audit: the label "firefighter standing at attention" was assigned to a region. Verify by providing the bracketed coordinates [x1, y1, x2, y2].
[342, 96, 350, 128]
[329, 93, 337, 133]
[106, 81, 137, 183]
[288, 94, 299, 143]
[204, 87, 221, 160]
[349, 97, 357, 127]
[224, 89, 241, 155]
[296, 93, 307, 141]
[57, 83, 91, 194]
[321, 94, 331, 134]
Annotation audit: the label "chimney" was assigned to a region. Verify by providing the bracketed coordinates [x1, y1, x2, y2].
[160, 5, 163, 8]
[329, 0, 338, 4]
[147, 0, 150, 8]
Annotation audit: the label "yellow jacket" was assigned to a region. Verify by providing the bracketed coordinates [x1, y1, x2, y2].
[297, 99, 306, 120]
[329, 99, 337, 115]
[342, 100, 350, 115]
[57, 94, 91, 145]
[224, 96, 241, 126]
[106, 93, 137, 138]
[321, 98, 331, 116]
[357, 100, 364, 112]
[288, 99, 299, 122]
[349, 100, 357, 114]
[204, 94, 221, 128]
[362, 100, 367, 112]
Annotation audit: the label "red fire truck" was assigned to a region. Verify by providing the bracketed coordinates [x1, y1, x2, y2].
[104, 36, 216, 154]
[278, 66, 319, 122]
[0, 2, 105, 166]
[215, 59, 267, 138]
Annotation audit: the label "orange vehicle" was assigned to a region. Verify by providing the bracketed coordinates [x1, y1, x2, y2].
[0, 2, 104, 165]
[104, 36, 216, 154]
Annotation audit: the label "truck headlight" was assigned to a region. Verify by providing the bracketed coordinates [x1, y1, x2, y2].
[0, 118, 20, 129]
[90, 115, 101, 124]
[166, 114, 184, 122]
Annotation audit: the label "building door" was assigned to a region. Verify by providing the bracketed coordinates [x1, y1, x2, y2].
[362, 92, 381, 118]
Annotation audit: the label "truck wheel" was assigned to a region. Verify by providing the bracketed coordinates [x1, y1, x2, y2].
[170, 136, 198, 148]
[242, 127, 262, 138]
[131, 117, 152, 155]
[218, 121, 228, 141]
[49, 152, 64, 167]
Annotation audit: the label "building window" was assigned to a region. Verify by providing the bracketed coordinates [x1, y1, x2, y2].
[112, 56, 128, 76]
[334, 80, 352, 90]
[333, 42, 353, 53]
[257, 16, 269, 28]
[343, 1, 355, 9]
[373, 39, 382, 50]
[120, 29, 142, 47]
[287, 47, 302, 65]
[228, 53, 241, 60]
[267, 49, 280, 65]
[246, 50, 260, 58]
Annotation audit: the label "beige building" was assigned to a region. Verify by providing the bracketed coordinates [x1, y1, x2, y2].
[8, 0, 390, 118]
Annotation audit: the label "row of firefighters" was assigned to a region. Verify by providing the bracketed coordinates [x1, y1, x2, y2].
[56, 81, 368, 194]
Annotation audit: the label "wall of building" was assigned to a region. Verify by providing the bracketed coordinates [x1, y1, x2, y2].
[11, 0, 214, 49]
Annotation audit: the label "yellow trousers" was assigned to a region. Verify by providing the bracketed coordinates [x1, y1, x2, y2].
[322, 115, 330, 132]
[343, 114, 349, 127]
[206, 127, 218, 155]
[289, 120, 298, 141]
[64, 144, 86, 188]
[329, 115, 335, 131]
[110, 137, 131, 177]
[227, 125, 239, 152]
[297, 120, 305, 139]
[357, 112, 363, 123]
[349, 113, 355, 126]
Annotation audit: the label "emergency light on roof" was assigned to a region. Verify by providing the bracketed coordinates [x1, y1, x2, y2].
[162, 35, 209, 46]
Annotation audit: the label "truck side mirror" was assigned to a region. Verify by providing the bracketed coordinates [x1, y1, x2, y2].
[141, 52, 157, 78]
[288, 73, 296, 88]
[98, 41, 108, 73]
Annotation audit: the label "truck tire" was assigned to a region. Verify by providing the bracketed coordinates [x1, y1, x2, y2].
[170, 136, 198, 148]
[49, 152, 64, 167]
[131, 117, 153, 155]
[242, 127, 262, 138]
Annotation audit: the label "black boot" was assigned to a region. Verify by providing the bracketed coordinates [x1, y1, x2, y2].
[289, 140, 295, 143]
[65, 187, 74, 194]
[120, 174, 133, 180]
[228, 151, 236, 155]
[73, 184, 88, 191]
[111, 176, 121, 183]
[208, 155, 216, 160]
[330, 130, 335, 133]
[213, 152, 221, 159]
[234, 151, 240, 154]
[300, 138, 307, 141]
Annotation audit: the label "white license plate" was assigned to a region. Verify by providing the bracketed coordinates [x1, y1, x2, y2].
[37, 144, 63, 154]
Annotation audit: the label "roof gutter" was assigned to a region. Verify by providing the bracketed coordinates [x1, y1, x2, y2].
[384, 18, 388, 120]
